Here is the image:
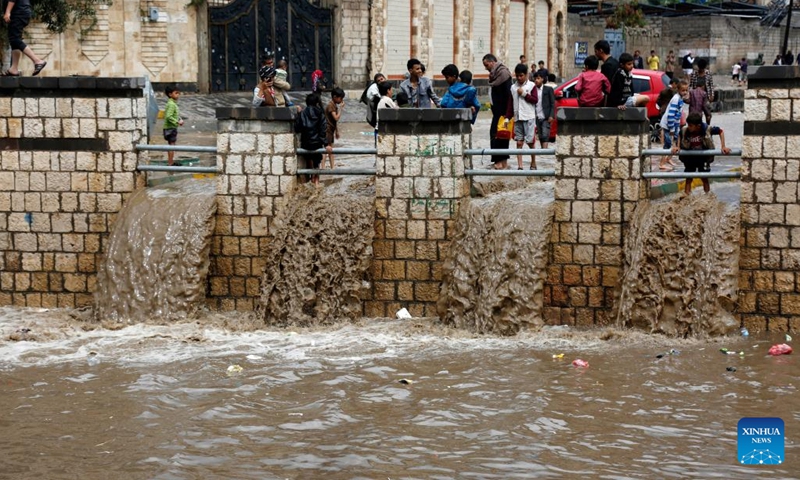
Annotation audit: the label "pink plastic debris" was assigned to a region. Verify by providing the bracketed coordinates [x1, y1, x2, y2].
[572, 359, 589, 368]
[768, 344, 793, 356]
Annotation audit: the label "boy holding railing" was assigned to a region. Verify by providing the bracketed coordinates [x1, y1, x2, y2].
[671, 112, 730, 196]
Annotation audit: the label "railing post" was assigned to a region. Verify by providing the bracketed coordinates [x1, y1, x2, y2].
[738, 66, 800, 332]
[209, 107, 297, 310]
[367, 108, 472, 317]
[545, 107, 650, 326]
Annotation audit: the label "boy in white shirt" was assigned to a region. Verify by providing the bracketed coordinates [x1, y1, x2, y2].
[508, 63, 538, 170]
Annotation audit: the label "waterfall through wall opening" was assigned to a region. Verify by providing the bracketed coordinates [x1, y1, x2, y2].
[94, 179, 218, 323]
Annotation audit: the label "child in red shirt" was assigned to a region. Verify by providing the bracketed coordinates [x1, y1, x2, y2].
[575, 55, 610, 107]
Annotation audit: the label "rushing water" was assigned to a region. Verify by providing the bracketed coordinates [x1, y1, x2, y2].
[439, 185, 554, 335]
[617, 192, 740, 336]
[93, 179, 217, 323]
[257, 184, 374, 327]
[1, 307, 798, 478]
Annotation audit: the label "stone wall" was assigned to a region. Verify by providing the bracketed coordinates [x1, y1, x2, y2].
[368, 109, 472, 318]
[337, 0, 371, 88]
[564, 13, 800, 80]
[208, 108, 297, 311]
[1, 3, 199, 86]
[0, 77, 147, 308]
[545, 108, 650, 326]
[737, 66, 800, 333]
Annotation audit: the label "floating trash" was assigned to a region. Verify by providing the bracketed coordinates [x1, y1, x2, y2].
[741, 328, 749, 337]
[768, 344, 793, 356]
[726, 366, 737, 372]
[396, 308, 412, 320]
[398, 378, 414, 385]
[552, 353, 565, 359]
[226, 364, 244, 375]
[787, 334, 793, 342]
[87, 351, 100, 367]
[572, 359, 589, 368]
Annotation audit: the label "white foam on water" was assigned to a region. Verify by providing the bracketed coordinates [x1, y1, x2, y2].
[0, 306, 707, 371]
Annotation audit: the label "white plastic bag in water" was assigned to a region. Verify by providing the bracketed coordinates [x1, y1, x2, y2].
[396, 308, 412, 319]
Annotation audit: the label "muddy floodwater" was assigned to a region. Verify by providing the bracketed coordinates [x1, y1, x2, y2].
[1, 308, 797, 479]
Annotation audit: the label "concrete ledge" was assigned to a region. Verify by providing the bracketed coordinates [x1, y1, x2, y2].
[557, 107, 649, 135]
[747, 65, 800, 89]
[744, 121, 800, 136]
[216, 107, 296, 121]
[0, 76, 146, 97]
[377, 108, 472, 134]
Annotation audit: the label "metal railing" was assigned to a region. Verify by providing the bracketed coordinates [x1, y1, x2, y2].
[641, 148, 742, 179]
[136, 144, 218, 154]
[137, 164, 218, 174]
[464, 148, 556, 177]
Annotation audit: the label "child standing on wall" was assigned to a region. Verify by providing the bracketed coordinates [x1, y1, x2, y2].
[163, 85, 184, 166]
[507, 63, 538, 170]
[658, 78, 688, 171]
[296, 93, 332, 187]
[672, 112, 731, 196]
[324, 88, 345, 169]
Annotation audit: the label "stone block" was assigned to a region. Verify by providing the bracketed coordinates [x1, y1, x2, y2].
[763, 137, 787, 159]
[771, 99, 792, 121]
[617, 135, 640, 157]
[744, 99, 768, 121]
[576, 179, 600, 200]
[572, 136, 596, 156]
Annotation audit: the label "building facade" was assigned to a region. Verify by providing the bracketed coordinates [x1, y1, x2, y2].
[5, 0, 567, 91]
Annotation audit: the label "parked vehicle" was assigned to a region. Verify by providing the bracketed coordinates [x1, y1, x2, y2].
[551, 69, 671, 141]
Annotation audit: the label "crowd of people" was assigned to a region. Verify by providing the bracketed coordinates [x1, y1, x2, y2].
[247, 45, 744, 192]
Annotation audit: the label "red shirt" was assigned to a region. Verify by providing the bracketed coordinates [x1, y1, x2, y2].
[575, 70, 611, 107]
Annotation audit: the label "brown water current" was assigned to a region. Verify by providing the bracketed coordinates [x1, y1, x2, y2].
[257, 185, 374, 327]
[438, 187, 554, 335]
[93, 179, 217, 323]
[616, 193, 740, 337]
[1, 308, 798, 478]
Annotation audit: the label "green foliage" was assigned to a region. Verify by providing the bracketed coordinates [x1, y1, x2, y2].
[607, 1, 646, 29]
[33, 0, 112, 34]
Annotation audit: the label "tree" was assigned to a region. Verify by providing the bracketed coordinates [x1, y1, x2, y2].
[33, 0, 111, 34]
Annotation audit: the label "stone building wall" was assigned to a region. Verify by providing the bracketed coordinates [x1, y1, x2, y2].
[565, 13, 800, 80]
[336, 0, 371, 88]
[0, 77, 147, 308]
[3, 2, 199, 86]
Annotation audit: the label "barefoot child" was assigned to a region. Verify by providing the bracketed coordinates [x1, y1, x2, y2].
[658, 79, 688, 171]
[324, 88, 345, 169]
[163, 85, 184, 166]
[672, 112, 731, 195]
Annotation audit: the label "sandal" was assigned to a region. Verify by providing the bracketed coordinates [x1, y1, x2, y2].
[518, 167, 523, 170]
[659, 165, 674, 171]
[32, 61, 47, 76]
[2, 70, 20, 77]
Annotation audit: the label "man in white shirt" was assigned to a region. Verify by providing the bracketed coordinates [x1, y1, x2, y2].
[509, 63, 538, 170]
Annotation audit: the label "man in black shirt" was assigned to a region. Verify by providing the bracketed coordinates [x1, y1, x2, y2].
[594, 40, 619, 84]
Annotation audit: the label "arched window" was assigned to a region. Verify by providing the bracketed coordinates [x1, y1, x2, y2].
[432, 0, 455, 75]
[533, 0, 550, 66]
[509, 0, 527, 67]
[472, 0, 493, 72]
